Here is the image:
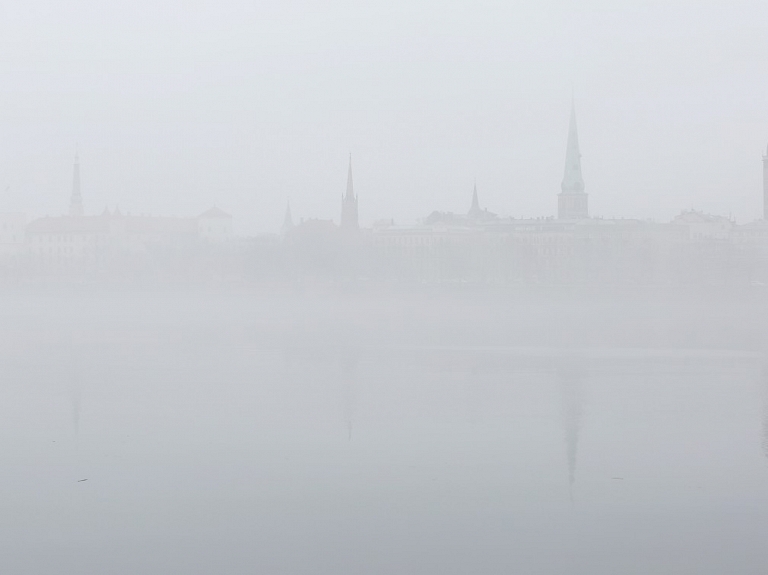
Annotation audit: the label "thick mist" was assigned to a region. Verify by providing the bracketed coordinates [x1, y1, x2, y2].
[1, 289, 767, 574]
[2, 1, 768, 574]
[2, 1, 768, 230]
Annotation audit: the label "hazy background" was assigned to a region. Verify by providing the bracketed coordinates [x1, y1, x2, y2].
[2, 0, 768, 233]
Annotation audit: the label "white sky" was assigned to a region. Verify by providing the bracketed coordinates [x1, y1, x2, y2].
[1, 0, 767, 233]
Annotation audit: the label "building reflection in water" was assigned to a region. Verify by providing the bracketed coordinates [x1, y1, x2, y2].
[339, 348, 360, 440]
[557, 358, 587, 502]
[69, 351, 82, 441]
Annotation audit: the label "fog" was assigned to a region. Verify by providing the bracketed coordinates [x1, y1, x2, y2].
[1, 289, 767, 574]
[3, 1, 768, 574]
[3, 1, 768, 229]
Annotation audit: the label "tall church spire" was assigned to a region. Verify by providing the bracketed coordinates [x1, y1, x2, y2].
[345, 153, 354, 201]
[469, 181, 481, 216]
[562, 100, 584, 194]
[557, 100, 589, 220]
[340, 154, 359, 230]
[69, 151, 84, 217]
[281, 200, 294, 235]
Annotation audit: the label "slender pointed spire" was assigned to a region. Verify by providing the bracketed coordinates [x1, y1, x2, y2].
[558, 99, 589, 219]
[469, 180, 481, 216]
[340, 154, 359, 230]
[281, 200, 294, 235]
[69, 151, 84, 216]
[345, 153, 354, 200]
[562, 100, 584, 194]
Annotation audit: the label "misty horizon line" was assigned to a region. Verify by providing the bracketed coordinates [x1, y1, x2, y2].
[3, 97, 766, 231]
[14, 158, 768, 235]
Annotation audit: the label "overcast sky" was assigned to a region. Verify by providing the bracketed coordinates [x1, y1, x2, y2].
[1, 0, 767, 233]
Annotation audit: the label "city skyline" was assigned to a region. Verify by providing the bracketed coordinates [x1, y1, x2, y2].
[9, 102, 768, 235]
[3, 2, 768, 234]
[3, 4, 768, 573]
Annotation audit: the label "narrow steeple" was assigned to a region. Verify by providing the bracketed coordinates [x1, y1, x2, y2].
[69, 151, 84, 216]
[469, 181, 481, 216]
[562, 100, 584, 194]
[281, 200, 294, 235]
[557, 99, 589, 219]
[340, 154, 359, 230]
[345, 153, 354, 201]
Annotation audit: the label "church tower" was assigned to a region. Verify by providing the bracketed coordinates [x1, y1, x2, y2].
[69, 152, 84, 217]
[340, 154, 359, 230]
[762, 144, 768, 220]
[557, 101, 588, 220]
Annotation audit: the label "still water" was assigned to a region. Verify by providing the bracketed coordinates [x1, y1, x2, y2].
[1, 291, 767, 574]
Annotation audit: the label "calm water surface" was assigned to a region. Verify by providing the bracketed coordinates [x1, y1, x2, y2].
[1, 292, 767, 574]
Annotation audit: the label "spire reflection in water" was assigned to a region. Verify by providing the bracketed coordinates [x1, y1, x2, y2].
[339, 347, 360, 440]
[557, 358, 586, 502]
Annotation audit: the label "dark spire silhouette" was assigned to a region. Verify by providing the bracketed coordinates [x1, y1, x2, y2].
[468, 181, 481, 217]
[562, 100, 584, 194]
[345, 154, 354, 200]
[69, 151, 84, 216]
[281, 200, 294, 235]
[557, 99, 588, 220]
[340, 154, 359, 230]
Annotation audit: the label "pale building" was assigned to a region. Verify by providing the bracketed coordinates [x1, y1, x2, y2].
[25, 153, 232, 265]
[0, 212, 27, 260]
[672, 210, 733, 241]
[198, 207, 233, 244]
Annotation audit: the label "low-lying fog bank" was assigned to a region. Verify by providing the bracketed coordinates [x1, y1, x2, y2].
[0, 282, 766, 353]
